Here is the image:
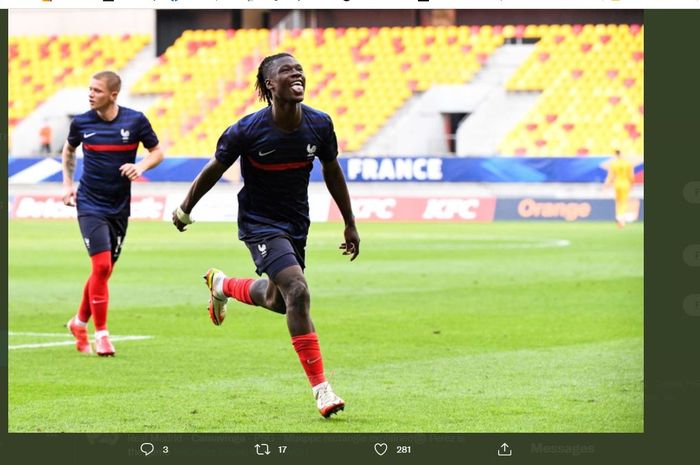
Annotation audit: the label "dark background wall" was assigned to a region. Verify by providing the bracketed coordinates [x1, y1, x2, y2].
[156, 9, 644, 55]
[271, 9, 643, 28]
[155, 10, 242, 55]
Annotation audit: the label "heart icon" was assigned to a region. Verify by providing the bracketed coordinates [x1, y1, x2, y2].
[374, 443, 388, 456]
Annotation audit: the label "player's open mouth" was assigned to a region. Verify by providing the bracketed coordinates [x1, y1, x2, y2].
[291, 80, 304, 93]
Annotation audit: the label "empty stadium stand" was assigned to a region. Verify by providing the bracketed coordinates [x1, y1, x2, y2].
[9, 34, 151, 134]
[501, 24, 643, 157]
[9, 24, 643, 158]
[131, 26, 504, 155]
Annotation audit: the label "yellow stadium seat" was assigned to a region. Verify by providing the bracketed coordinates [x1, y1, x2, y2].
[501, 23, 643, 157]
[9, 33, 151, 135]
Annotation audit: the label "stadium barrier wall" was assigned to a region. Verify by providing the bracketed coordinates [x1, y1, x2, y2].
[8, 193, 643, 223]
[8, 156, 645, 184]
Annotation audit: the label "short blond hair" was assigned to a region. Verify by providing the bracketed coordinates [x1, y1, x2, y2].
[92, 70, 122, 93]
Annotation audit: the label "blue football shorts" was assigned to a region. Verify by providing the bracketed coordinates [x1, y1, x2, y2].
[245, 236, 306, 280]
[77, 214, 128, 263]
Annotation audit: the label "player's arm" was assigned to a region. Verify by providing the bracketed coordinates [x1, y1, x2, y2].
[604, 165, 614, 187]
[321, 158, 360, 260]
[61, 141, 78, 207]
[119, 144, 164, 181]
[172, 158, 229, 232]
[627, 163, 635, 184]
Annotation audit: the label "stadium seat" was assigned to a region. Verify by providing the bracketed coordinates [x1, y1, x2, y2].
[131, 25, 504, 155]
[9, 33, 151, 137]
[12, 24, 641, 157]
[501, 24, 643, 157]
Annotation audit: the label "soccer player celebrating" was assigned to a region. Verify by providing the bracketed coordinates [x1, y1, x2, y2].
[62, 71, 164, 356]
[604, 149, 635, 228]
[172, 53, 360, 418]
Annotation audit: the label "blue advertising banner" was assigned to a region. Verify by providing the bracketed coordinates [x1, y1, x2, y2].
[8, 157, 211, 183]
[311, 157, 643, 183]
[9, 156, 644, 184]
[495, 198, 644, 222]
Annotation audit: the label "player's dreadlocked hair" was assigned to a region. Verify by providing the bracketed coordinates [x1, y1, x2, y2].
[255, 53, 293, 106]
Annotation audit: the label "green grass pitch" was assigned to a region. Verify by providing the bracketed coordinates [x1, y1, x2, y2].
[8, 220, 642, 433]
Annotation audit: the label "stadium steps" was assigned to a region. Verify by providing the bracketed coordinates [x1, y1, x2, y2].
[360, 85, 495, 156]
[470, 43, 536, 86]
[362, 44, 534, 156]
[500, 24, 644, 157]
[456, 91, 540, 156]
[360, 91, 426, 156]
[114, 40, 160, 114]
[456, 44, 539, 155]
[11, 40, 160, 158]
[10, 89, 86, 156]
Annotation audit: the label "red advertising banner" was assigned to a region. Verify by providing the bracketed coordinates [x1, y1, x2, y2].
[10, 195, 167, 221]
[328, 196, 497, 222]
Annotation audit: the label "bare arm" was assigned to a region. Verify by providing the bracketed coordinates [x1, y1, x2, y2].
[322, 158, 360, 260]
[61, 141, 77, 206]
[119, 144, 165, 181]
[604, 172, 613, 187]
[604, 163, 614, 187]
[172, 158, 229, 231]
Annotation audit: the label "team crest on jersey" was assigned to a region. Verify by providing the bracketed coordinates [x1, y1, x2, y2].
[306, 144, 317, 158]
[120, 129, 130, 142]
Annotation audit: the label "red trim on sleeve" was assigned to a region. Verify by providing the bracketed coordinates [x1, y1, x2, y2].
[84, 143, 139, 152]
[247, 155, 313, 171]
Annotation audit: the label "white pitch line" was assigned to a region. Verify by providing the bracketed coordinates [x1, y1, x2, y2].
[9, 335, 153, 350]
[9, 332, 75, 337]
[502, 239, 572, 249]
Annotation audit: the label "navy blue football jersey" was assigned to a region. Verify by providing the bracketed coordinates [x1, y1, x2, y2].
[215, 104, 338, 242]
[67, 106, 159, 218]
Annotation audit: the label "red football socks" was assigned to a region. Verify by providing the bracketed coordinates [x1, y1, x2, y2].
[223, 277, 255, 305]
[77, 278, 92, 323]
[291, 332, 326, 387]
[88, 251, 113, 331]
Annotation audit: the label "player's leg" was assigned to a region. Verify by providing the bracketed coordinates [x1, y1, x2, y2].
[77, 279, 91, 323]
[203, 270, 286, 325]
[271, 264, 313, 335]
[249, 278, 286, 313]
[615, 186, 629, 227]
[67, 277, 93, 354]
[68, 215, 111, 354]
[259, 239, 343, 416]
[271, 264, 344, 418]
[203, 237, 296, 324]
[202, 237, 344, 416]
[91, 216, 127, 356]
[72, 215, 122, 356]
